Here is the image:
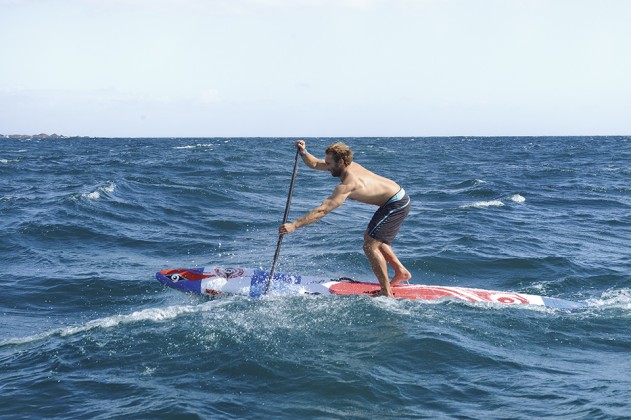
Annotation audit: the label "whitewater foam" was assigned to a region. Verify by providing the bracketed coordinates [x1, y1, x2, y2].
[587, 288, 631, 311]
[461, 200, 505, 209]
[174, 143, 215, 150]
[461, 194, 525, 208]
[82, 182, 116, 200]
[0, 303, 216, 347]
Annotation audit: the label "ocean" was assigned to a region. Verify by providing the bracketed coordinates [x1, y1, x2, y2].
[1, 136, 630, 419]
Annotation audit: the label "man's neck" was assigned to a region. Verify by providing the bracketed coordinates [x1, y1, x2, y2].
[339, 163, 351, 181]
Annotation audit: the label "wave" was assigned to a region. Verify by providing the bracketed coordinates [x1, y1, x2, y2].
[587, 288, 631, 311]
[0, 303, 220, 348]
[448, 179, 487, 193]
[460, 193, 526, 209]
[173, 143, 216, 150]
[12, 287, 604, 351]
[80, 182, 116, 200]
[461, 199, 504, 209]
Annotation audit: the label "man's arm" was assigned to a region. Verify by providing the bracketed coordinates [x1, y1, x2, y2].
[295, 140, 327, 171]
[279, 184, 351, 234]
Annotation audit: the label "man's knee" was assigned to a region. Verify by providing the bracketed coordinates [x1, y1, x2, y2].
[363, 235, 381, 254]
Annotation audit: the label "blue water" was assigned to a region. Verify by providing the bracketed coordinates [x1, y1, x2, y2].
[1, 137, 630, 418]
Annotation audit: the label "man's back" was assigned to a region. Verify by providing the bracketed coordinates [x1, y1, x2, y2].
[343, 162, 401, 206]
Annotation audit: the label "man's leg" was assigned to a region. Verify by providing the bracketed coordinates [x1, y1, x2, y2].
[363, 235, 393, 297]
[379, 243, 411, 284]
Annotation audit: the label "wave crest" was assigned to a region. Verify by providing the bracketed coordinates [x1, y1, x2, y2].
[82, 182, 116, 200]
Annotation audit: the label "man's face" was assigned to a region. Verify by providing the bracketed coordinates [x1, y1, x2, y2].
[325, 153, 343, 177]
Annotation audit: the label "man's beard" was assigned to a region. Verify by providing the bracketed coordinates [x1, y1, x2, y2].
[330, 167, 342, 177]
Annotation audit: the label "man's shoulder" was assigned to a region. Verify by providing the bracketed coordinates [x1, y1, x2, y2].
[333, 180, 355, 195]
[350, 162, 378, 176]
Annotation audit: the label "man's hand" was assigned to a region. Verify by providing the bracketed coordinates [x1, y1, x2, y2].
[279, 222, 296, 236]
[295, 140, 307, 155]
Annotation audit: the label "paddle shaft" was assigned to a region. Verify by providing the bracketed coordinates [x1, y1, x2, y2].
[264, 149, 300, 294]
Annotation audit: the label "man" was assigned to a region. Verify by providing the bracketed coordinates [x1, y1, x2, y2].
[279, 140, 411, 297]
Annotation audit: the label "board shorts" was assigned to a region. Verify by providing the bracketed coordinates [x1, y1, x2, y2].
[366, 188, 411, 245]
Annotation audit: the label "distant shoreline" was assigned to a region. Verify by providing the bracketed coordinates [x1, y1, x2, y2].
[1, 133, 68, 139]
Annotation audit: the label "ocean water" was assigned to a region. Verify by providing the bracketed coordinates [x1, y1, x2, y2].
[1, 136, 630, 419]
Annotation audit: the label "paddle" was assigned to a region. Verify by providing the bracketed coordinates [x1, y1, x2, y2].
[263, 149, 300, 295]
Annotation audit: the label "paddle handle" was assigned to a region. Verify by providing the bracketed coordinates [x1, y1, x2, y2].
[264, 149, 300, 294]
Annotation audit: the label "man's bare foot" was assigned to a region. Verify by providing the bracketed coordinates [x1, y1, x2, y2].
[391, 268, 412, 285]
[367, 289, 394, 298]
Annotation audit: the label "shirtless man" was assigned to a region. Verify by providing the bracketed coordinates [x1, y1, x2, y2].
[278, 140, 411, 297]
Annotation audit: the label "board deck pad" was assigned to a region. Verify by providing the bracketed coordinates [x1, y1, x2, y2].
[156, 266, 587, 309]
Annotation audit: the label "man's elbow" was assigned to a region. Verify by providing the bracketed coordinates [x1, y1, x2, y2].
[314, 206, 332, 220]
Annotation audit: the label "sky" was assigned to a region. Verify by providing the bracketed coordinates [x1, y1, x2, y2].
[1, 0, 630, 137]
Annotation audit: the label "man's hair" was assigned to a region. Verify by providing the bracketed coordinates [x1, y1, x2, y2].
[325, 142, 353, 166]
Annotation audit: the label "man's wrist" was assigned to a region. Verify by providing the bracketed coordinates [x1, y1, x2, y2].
[299, 149, 308, 157]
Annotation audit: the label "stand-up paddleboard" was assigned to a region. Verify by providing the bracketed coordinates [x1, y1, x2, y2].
[156, 266, 587, 309]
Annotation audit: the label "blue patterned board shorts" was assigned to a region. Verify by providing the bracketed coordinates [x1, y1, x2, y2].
[366, 188, 411, 245]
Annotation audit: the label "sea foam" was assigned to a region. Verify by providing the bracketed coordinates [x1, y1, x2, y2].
[0, 303, 215, 347]
[174, 143, 215, 150]
[461, 200, 505, 209]
[82, 182, 116, 200]
[461, 194, 526, 209]
[588, 288, 631, 311]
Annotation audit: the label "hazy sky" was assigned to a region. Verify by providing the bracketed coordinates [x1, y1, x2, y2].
[1, 0, 630, 137]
